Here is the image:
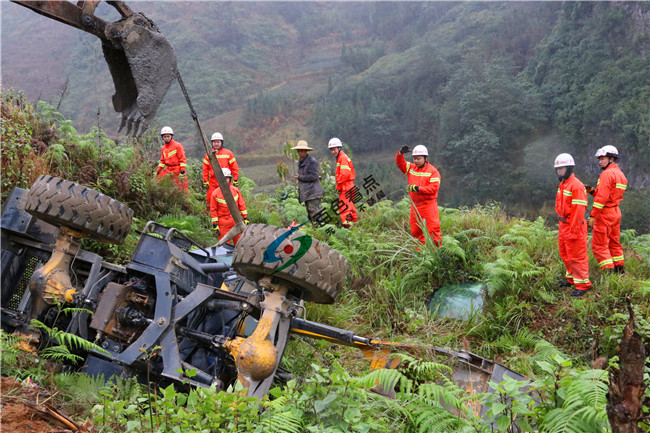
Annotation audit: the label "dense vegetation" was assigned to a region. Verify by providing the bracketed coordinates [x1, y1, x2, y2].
[2, 2, 649, 233]
[1, 89, 649, 432]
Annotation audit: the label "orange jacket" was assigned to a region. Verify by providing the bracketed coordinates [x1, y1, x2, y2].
[395, 151, 440, 206]
[210, 184, 247, 225]
[591, 163, 627, 218]
[555, 173, 588, 238]
[158, 140, 187, 174]
[335, 150, 355, 191]
[203, 148, 239, 186]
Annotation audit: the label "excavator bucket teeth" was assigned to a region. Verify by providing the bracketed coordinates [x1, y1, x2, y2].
[104, 14, 177, 136]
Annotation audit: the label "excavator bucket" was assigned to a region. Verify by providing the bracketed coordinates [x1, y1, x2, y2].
[12, 1, 177, 136]
[104, 14, 177, 136]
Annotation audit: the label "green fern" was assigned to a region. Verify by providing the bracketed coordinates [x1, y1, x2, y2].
[40, 345, 83, 364]
[261, 410, 303, 433]
[31, 319, 109, 358]
[540, 368, 610, 433]
[356, 368, 409, 395]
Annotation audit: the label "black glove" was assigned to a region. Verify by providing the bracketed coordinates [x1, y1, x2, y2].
[213, 223, 220, 237]
[178, 170, 187, 180]
[203, 181, 209, 189]
[244, 218, 250, 225]
[232, 179, 240, 187]
[408, 184, 419, 192]
[400, 145, 411, 154]
[587, 216, 595, 230]
[585, 185, 595, 196]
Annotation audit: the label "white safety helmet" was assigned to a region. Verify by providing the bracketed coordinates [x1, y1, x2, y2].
[221, 168, 232, 178]
[595, 145, 618, 158]
[554, 153, 575, 168]
[412, 145, 428, 156]
[328, 137, 342, 148]
[211, 132, 224, 142]
[160, 126, 174, 136]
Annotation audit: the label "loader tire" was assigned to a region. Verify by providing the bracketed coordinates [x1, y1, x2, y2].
[232, 224, 348, 304]
[25, 175, 133, 244]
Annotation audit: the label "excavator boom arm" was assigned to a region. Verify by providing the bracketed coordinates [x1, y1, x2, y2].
[12, 1, 111, 39]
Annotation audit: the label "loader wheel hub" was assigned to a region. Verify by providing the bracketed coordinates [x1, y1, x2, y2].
[237, 338, 278, 382]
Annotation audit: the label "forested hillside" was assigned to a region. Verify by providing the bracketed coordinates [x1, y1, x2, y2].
[1, 1, 649, 233]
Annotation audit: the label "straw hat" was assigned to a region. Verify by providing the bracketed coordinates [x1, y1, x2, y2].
[291, 140, 313, 151]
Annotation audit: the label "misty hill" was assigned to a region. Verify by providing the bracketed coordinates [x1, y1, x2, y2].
[2, 1, 648, 232]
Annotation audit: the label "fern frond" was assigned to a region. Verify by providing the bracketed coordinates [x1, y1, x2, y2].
[356, 368, 407, 395]
[466, 235, 498, 248]
[412, 405, 471, 433]
[263, 410, 303, 433]
[31, 319, 110, 355]
[500, 233, 531, 247]
[542, 408, 599, 433]
[399, 354, 453, 382]
[564, 374, 608, 410]
[417, 382, 464, 410]
[40, 345, 83, 364]
[438, 236, 466, 262]
[453, 228, 485, 241]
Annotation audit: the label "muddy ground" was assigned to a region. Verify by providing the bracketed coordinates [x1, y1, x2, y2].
[1, 376, 93, 433]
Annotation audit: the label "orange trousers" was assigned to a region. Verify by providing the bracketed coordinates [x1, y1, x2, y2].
[217, 217, 241, 246]
[158, 167, 188, 192]
[410, 203, 441, 246]
[338, 186, 358, 226]
[206, 184, 217, 211]
[558, 223, 591, 290]
[592, 207, 623, 270]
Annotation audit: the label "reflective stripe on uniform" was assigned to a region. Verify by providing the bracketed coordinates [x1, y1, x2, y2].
[598, 258, 614, 267]
[571, 199, 587, 206]
[573, 278, 590, 284]
[167, 149, 177, 156]
[408, 170, 432, 177]
[216, 194, 239, 205]
[593, 202, 605, 209]
[612, 255, 624, 262]
[563, 190, 572, 197]
[430, 177, 440, 183]
[615, 183, 627, 190]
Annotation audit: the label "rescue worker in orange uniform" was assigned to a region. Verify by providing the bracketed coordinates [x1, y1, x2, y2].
[203, 132, 240, 210]
[328, 137, 358, 228]
[395, 145, 441, 246]
[210, 168, 248, 245]
[554, 153, 591, 297]
[587, 145, 627, 273]
[156, 126, 188, 192]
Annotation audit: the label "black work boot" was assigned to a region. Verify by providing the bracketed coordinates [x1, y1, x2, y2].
[614, 265, 625, 274]
[571, 287, 591, 297]
[559, 280, 572, 287]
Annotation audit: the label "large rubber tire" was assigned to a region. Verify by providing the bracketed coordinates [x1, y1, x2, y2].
[232, 224, 348, 304]
[25, 175, 134, 244]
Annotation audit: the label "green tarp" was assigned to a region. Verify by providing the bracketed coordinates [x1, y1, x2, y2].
[426, 282, 485, 321]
